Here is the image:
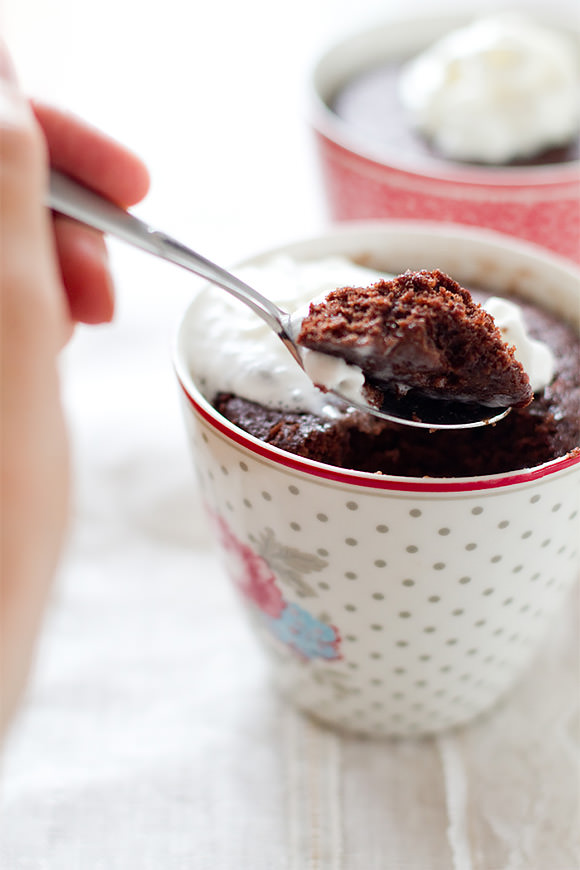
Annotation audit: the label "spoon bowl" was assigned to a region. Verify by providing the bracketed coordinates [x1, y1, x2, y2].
[48, 170, 510, 430]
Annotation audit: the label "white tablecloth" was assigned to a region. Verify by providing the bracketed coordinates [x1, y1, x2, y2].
[1, 0, 579, 866]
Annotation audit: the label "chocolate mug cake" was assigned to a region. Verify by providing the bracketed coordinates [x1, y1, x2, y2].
[331, 13, 580, 168]
[310, 15, 580, 261]
[174, 225, 580, 739]
[183, 254, 580, 478]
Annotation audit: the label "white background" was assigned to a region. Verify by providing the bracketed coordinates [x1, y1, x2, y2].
[1, 1, 579, 868]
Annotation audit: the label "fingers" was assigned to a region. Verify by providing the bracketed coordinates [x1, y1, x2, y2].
[0, 49, 66, 346]
[32, 101, 150, 327]
[0, 45, 108, 335]
[32, 101, 150, 207]
[2, 48, 150, 331]
[53, 216, 115, 324]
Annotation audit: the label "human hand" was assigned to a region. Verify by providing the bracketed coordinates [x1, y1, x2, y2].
[0, 41, 149, 735]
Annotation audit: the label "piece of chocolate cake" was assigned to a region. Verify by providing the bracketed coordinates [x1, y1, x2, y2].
[215, 289, 579, 478]
[297, 270, 533, 409]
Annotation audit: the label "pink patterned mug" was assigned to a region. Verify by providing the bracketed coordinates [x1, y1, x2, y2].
[310, 14, 580, 263]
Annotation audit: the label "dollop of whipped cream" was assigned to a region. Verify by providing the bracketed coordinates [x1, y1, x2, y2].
[184, 255, 385, 416]
[184, 254, 554, 414]
[483, 296, 555, 392]
[398, 13, 580, 163]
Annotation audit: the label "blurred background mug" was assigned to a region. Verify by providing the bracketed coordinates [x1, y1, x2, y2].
[310, 13, 580, 263]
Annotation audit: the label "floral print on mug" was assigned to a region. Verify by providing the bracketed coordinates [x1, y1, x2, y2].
[212, 512, 342, 662]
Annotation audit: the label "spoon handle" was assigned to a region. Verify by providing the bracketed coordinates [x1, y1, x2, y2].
[47, 169, 286, 334]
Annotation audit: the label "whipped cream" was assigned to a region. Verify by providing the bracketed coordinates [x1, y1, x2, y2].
[184, 255, 554, 413]
[300, 347, 366, 406]
[183, 255, 385, 416]
[483, 296, 555, 392]
[398, 13, 580, 164]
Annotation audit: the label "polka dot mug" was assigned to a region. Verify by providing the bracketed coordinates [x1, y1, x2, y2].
[174, 222, 580, 737]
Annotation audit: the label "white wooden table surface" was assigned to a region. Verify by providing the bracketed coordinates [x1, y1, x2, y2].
[1, 0, 578, 867]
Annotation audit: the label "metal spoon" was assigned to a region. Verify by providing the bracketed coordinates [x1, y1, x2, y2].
[48, 170, 509, 430]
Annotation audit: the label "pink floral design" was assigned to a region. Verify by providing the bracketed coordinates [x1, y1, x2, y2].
[209, 510, 342, 661]
[213, 514, 284, 618]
